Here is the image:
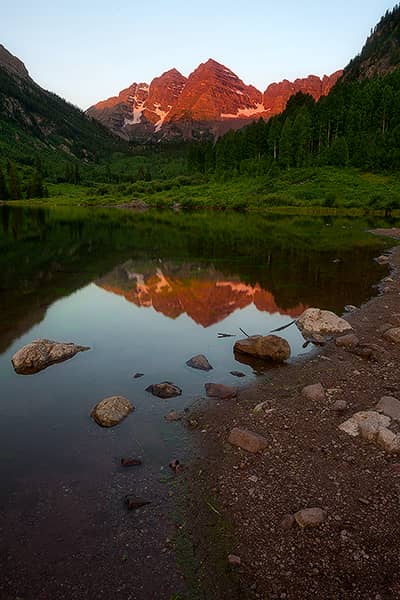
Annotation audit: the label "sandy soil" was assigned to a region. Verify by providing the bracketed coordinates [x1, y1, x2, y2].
[186, 230, 400, 600]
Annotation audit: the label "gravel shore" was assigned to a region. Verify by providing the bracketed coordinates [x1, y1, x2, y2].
[187, 230, 400, 600]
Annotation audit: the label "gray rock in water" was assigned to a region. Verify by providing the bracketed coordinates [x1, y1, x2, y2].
[91, 396, 134, 427]
[234, 335, 290, 362]
[146, 382, 182, 399]
[164, 410, 182, 422]
[12, 339, 90, 375]
[186, 354, 213, 371]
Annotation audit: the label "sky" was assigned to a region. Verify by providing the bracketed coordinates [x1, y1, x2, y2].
[1, 1, 397, 110]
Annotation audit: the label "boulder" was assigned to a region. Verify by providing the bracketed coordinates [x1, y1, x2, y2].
[383, 328, 400, 344]
[228, 428, 268, 453]
[294, 508, 326, 528]
[146, 382, 182, 399]
[296, 308, 352, 337]
[339, 411, 391, 438]
[302, 383, 325, 402]
[12, 339, 90, 375]
[186, 354, 213, 371]
[335, 334, 359, 349]
[91, 396, 134, 427]
[375, 396, 400, 421]
[205, 383, 237, 399]
[234, 335, 290, 362]
[376, 428, 400, 454]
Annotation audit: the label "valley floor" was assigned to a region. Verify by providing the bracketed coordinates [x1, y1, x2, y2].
[27, 167, 400, 215]
[184, 230, 400, 599]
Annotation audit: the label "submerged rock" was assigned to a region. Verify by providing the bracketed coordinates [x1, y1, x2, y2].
[12, 339, 90, 375]
[164, 410, 182, 422]
[186, 354, 213, 371]
[205, 383, 237, 399]
[234, 335, 290, 362]
[146, 382, 182, 399]
[296, 308, 352, 337]
[91, 396, 134, 427]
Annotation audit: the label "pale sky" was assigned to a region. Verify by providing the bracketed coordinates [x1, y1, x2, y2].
[1, 1, 396, 109]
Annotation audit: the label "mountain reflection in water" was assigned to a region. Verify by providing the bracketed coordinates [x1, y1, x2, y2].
[96, 260, 306, 327]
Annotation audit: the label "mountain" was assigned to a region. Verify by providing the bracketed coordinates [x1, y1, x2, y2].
[87, 59, 341, 141]
[0, 44, 127, 163]
[343, 5, 400, 81]
[263, 72, 343, 116]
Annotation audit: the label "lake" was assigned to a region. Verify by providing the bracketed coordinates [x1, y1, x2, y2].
[0, 206, 394, 598]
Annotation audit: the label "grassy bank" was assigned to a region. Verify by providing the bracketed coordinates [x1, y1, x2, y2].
[20, 166, 400, 215]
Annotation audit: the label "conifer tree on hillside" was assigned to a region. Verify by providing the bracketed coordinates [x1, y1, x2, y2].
[7, 161, 21, 200]
[0, 167, 9, 200]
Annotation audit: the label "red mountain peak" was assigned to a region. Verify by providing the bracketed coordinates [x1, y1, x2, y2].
[166, 58, 262, 122]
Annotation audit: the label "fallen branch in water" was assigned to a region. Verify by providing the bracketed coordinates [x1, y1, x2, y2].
[269, 320, 297, 334]
[239, 328, 250, 337]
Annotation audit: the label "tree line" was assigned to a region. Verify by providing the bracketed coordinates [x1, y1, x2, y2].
[188, 66, 400, 176]
[0, 158, 47, 200]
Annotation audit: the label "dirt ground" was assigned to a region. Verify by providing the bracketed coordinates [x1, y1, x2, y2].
[186, 230, 400, 600]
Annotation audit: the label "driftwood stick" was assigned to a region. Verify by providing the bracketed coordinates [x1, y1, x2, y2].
[269, 320, 297, 334]
[239, 328, 250, 337]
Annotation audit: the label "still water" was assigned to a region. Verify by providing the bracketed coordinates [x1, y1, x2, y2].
[0, 206, 394, 597]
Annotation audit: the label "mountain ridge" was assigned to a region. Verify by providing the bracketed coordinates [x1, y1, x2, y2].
[86, 59, 342, 141]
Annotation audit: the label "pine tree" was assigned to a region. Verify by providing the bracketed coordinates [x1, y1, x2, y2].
[8, 162, 21, 200]
[0, 168, 9, 200]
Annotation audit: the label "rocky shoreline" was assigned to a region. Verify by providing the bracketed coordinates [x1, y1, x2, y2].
[186, 230, 400, 599]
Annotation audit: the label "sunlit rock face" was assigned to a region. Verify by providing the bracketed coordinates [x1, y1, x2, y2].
[86, 59, 342, 141]
[262, 71, 343, 116]
[95, 260, 306, 327]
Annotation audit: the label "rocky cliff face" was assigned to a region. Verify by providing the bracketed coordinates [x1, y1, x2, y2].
[0, 44, 30, 80]
[342, 6, 400, 81]
[263, 71, 343, 116]
[166, 59, 263, 122]
[87, 59, 342, 141]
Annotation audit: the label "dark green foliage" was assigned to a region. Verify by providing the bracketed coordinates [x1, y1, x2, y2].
[0, 168, 9, 200]
[187, 65, 400, 178]
[343, 4, 400, 81]
[0, 64, 127, 163]
[7, 161, 21, 200]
